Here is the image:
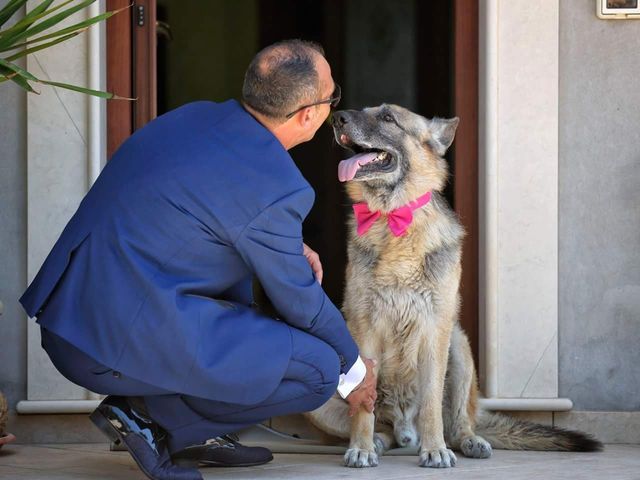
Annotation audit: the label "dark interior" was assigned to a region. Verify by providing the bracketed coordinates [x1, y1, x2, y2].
[156, 0, 455, 309]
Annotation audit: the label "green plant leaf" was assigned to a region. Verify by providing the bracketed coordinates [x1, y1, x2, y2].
[0, 0, 64, 39]
[14, 74, 38, 92]
[38, 79, 135, 100]
[0, 0, 27, 29]
[0, 68, 15, 82]
[9, 72, 37, 92]
[3, 0, 55, 38]
[23, 0, 94, 36]
[0, 56, 38, 81]
[0, 1, 132, 100]
[37, 79, 113, 98]
[0, 3, 130, 53]
[4, 31, 78, 61]
[0, 0, 93, 50]
[0, 0, 73, 37]
[7, 5, 126, 54]
[0, 65, 37, 92]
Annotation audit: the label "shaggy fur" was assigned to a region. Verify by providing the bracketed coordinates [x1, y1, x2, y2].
[305, 104, 602, 468]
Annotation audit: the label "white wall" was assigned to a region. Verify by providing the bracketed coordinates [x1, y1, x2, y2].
[479, 0, 560, 400]
[20, 0, 105, 405]
[0, 3, 28, 412]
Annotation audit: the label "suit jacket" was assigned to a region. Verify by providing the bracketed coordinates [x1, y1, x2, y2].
[19, 100, 359, 405]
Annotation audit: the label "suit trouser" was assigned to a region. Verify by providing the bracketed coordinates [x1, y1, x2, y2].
[40, 325, 340, 453]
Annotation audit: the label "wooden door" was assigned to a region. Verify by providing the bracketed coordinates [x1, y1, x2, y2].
[453, 0, 479, 366]
[106, 0, 157, 159]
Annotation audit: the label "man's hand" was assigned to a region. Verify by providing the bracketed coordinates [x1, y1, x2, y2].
[303, 243, 323, 285]
[346, 358, 377, 416]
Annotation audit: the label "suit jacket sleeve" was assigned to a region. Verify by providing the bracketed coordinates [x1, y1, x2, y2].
[233, 187, 359, 374]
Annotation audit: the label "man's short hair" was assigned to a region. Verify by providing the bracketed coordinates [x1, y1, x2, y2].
[242, 40, 326, 122]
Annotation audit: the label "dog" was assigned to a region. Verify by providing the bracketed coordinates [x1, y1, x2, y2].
[305, 104, 602, 468]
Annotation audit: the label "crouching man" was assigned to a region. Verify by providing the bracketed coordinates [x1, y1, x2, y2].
[20, 40, 376, 480]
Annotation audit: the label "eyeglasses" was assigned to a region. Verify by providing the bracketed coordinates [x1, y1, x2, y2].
[285, 83, 341, 119]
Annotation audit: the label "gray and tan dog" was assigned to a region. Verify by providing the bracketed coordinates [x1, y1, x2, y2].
[305, 104, 602, 468]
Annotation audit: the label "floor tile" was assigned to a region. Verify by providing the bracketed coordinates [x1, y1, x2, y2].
[0, 444, 637, 479]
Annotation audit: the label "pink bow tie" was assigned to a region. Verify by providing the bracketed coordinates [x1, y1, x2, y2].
[353, 191, 432, 237]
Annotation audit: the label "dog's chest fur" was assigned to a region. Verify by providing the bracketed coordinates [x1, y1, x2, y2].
[344, 205, 463, 410]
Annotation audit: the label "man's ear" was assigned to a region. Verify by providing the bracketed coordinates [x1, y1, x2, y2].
[428, 117, 460, 156]
[297, 106, 315, 127]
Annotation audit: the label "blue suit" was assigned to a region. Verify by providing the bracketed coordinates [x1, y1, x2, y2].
[21, 100, 359, 450]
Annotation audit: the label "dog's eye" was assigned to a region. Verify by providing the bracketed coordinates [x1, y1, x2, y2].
[383, 114, 395, 123]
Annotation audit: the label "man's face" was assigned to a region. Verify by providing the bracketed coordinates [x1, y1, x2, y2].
[303, 55, 335, 141]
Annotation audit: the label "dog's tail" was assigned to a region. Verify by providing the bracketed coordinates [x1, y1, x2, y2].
[475, 412, 603, 452]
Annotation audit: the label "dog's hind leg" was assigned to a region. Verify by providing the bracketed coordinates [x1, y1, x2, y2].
[306, 394, 351, 439]
[443, 323, 492, 459]
[373, 422, 396, 455]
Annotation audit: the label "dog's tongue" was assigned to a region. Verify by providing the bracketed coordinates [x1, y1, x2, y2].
[338, 152, 378, 182]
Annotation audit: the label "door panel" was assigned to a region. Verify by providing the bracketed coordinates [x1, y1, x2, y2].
[106, 0, 156, 158]
[453, 0, 479, 366]
[133, 0, 157, 129]
[106, 0, 132, 159]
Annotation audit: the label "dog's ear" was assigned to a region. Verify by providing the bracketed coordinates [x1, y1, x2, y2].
[427, 117, 460, 156]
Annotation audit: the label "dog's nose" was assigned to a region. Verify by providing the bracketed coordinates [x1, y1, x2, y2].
[332, 111, 349, 127]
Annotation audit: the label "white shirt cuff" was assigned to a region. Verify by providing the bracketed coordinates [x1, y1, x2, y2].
[337, 356, 367, 399]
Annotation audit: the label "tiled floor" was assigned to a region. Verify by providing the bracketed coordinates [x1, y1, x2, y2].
[1, 443, 639, 479]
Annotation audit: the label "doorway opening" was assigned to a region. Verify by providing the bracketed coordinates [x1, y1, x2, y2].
[106, 0, 478, 362]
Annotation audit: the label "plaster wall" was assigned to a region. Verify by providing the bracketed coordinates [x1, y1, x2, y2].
[0, 4, 28, 411]
[558, 0, 640, 411]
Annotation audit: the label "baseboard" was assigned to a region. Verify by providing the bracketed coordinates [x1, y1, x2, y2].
[6, 412, 105, 445]
[269, 411, 640, 446]
[553, 411, 640, 444]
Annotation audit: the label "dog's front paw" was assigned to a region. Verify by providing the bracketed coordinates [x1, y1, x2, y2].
[460, 435, 492, 458]
[419, 447, 457, 468]
[344, 447, 379, 468]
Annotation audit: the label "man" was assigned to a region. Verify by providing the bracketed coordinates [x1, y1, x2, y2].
[19, 40, 376, 480]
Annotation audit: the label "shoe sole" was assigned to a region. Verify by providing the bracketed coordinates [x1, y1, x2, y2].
[173, 457, 273, 469]
[89, 409, 122, 445]
[90, 408, 159, 480]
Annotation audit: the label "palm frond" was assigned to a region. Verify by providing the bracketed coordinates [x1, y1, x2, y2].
[0, 0, 132, 99]
[0, 0, 27, 28]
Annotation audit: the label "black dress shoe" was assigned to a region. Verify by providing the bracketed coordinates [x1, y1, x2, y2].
[171, 433, 273, 468]
[90, 396, 202, 480]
